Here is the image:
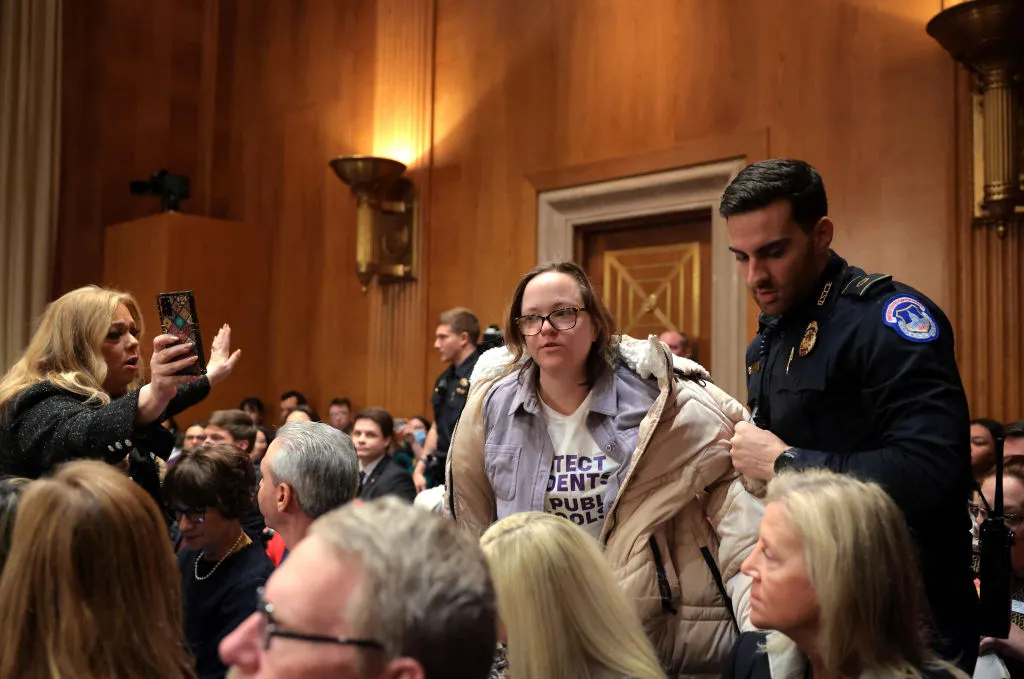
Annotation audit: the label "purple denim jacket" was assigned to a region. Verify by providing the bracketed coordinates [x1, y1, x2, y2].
[480, 360, 662, 530]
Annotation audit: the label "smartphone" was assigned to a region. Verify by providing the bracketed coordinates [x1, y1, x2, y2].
[156, 290, 207, 376]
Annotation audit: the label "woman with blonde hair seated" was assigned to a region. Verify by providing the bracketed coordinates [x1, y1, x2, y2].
[0, 286, 240, 510]
[725, 470, 965, 679]
[481, 511, 665, 679]
[0, 460, 195, 679]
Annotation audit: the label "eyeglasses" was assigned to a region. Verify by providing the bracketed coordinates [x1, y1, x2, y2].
[256, 587, 386, 652]
[170, 507, 205, 524]
[969, 503, 1024, 529]
[515, 306, 586, 336]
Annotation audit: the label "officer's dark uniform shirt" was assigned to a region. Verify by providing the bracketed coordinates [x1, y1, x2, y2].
[432, 347, 481, 458]
[746, 251, 977, 668]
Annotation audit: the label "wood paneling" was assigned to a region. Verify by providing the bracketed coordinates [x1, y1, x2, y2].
[951, 69, 1024, 422]
[57, 0, 1019, 419]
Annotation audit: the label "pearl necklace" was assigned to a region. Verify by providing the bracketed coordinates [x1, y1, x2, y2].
[194, 531, 246, 581]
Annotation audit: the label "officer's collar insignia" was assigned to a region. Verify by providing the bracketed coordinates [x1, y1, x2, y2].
[798, 321, 819, 357]
[747, 361, 760, 375]
[817, 282, 832, 307]
[883, 295, 939, 343]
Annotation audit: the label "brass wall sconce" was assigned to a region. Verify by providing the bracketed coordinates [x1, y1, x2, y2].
[329, 156, 416, 292]
[927, 0, 1024, 237]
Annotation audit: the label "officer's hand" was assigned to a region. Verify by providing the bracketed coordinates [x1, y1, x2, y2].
[413, 470, 428, 494]
[981, 622, 1024, 661]
[728, 421, 788, 481]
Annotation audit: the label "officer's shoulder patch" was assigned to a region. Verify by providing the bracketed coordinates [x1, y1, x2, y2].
[842, 273, 893, 297]
[882, 294, 939, 343]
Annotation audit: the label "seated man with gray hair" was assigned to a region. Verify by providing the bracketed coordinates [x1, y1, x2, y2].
[219, 497, 497, 679]
[257, 421, 360, 552]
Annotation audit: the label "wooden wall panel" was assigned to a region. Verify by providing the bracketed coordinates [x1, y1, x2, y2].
[57, 0, 1019, 419]
[428, 0, 961, 403]
[951, 71, 1024, 422]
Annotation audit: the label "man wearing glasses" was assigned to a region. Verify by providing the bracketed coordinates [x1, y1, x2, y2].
[219, 497, 496, 679]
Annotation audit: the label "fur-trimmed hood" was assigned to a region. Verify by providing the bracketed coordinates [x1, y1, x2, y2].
[470, 334, 711, 386]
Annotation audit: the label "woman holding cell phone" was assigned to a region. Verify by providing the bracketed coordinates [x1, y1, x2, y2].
[0, 285, 240, 511]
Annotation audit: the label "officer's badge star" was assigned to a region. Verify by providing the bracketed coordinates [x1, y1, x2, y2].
[799, 321, 819, 357]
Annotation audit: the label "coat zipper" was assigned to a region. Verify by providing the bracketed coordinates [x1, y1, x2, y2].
[648, 535, 678, 615]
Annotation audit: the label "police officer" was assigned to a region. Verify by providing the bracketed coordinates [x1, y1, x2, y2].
[721, 159, 977, 672]
[413, 307, 481, 492]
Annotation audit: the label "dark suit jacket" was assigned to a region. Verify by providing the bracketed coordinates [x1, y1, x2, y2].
[358, 455, 416, 503]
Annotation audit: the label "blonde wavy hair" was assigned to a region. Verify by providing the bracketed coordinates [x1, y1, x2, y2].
[0, 286, 145, 414]
[480, 512, 665, 679]
[0, 461, 194, 679]
[765, 471, 965, 679]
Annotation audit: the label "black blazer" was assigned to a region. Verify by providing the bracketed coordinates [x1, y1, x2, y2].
[358, 455, 416, 503]
[0, 379, 210, 514]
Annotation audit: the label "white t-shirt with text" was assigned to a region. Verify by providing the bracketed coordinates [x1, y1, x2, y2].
[540, 392, 619, 541]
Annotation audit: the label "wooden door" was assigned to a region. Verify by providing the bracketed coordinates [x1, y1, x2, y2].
[575, 209, 712, 364]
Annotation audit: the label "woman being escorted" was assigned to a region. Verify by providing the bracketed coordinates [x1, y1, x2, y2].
[725, 470, 965, 679]
[447, 262, 764, 676]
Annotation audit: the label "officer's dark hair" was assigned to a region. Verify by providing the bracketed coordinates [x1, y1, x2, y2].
[719, 159, 829, 231]
[280, 390, 308, 405]
[239, 397, 264, 415]
[329, 397, 352, 410]
[439, 308, 481, 346]
[1005, 420, 1024, 441]
[354, 407, 394, 440]
[505, 261, 617, 389]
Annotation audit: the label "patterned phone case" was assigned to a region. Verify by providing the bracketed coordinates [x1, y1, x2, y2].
[156, 290, 207, 376]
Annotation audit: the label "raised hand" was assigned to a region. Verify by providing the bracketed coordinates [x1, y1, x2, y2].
[206, 324, 242, 387]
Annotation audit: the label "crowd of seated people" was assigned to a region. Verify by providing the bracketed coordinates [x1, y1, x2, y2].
[0, 261, 1022, 679]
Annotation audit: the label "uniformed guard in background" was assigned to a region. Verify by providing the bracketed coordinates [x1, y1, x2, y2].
[414, 307, 481, 492]
[721, 159, 977, 672]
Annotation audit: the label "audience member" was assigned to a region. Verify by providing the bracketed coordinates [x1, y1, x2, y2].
[0, 477, 28, 572]
[219, 497, 497, 679]
[284, 403, 320, 423]
[279, 390, 308, 424]
[971, 419, 1005, 479]
[355, 407, 416, 503]
[258, 421, 359, 551]
[0, 286, 240, 515]
[327, 396, 354, 434]
[976, 458, 1024, 673]
[725, 470, 963, 679]
[658, 329, 693, 359]
[1006, 420, 1024, 460]
[481, 512, 665, 679]
[185, 421, 208, 448]
[414, 307, 482, 492]
[164, 445, 274, 679]
[204, 409, 265, 542]
[252, 426, 274, 465]
[0, 461, 194, 679]
[393, 415, 430, 473]
[447, 261, 762, 675]
[240, 397, 265, 426]
[205, 409, 257, 455]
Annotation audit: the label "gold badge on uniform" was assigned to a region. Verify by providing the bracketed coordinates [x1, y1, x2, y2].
[459, 378, 469, 387]
[798, 321, 819, 357]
